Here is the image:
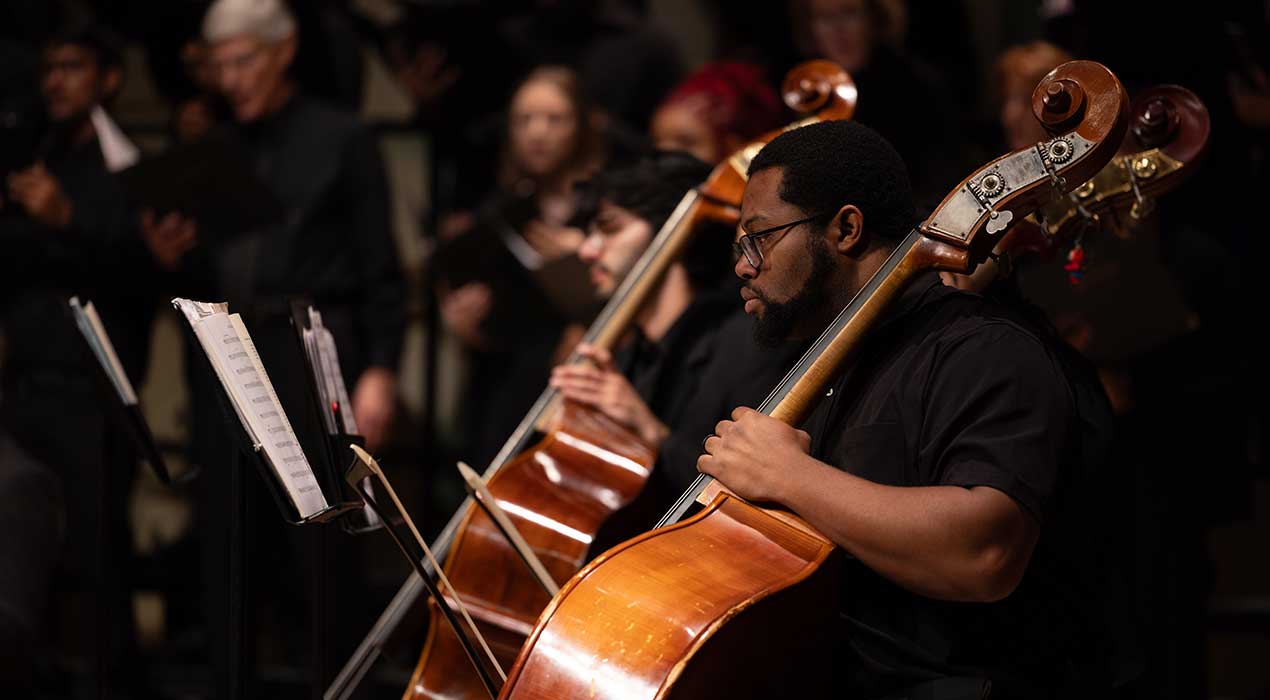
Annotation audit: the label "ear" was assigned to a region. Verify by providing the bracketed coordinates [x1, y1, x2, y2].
[828, 204, 865, 256]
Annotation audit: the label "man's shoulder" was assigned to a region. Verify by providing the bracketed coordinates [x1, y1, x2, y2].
[900, 285, 1068, 395]
[911, 284, 1052, 352]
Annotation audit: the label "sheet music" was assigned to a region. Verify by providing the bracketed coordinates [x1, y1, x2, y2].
[307, 308, 359, 436]
[301, 330, 336, 434]
[174, 298, 329, 519]
[69, 297, 139, 405]
[305, 307, 379, 529]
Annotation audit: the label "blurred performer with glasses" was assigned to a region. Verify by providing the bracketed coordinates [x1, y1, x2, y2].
[0, 19, 159, 697]
[149, 0, 406, 685]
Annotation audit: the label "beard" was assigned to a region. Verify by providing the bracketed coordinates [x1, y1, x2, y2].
[748, 236, 836, 348]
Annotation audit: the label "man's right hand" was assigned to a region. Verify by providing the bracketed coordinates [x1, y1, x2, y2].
[140, 209, 198, 271]
[7, 163, 73, 230]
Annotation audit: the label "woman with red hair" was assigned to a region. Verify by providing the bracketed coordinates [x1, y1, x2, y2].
[650, 61, 783, 164]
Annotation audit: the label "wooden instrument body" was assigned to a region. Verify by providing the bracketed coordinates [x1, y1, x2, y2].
[500, 493, 842, 700]
[496, 61, 1130, 700]
[408, 401, 655, 698]
[405, 59, 860, 700]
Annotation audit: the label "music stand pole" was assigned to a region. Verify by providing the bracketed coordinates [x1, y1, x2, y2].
[227, 446, 250, 700]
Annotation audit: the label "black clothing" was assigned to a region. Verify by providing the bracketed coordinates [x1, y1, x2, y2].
[436, 192, 594, 471]
[1, 133, 154, 381]
[184, 92, 406, 477]
[615, 291, 802, 501]
[0, 129, 151, 579]
[593, 290, 804, 547]
[176, 94, 405, 690]
[204, 93, 405, 375]
[591, 289, 798, 552]
[802, 274, 1119, 698]
[0, 128, 154, 698]
[0, 430, 63, 694]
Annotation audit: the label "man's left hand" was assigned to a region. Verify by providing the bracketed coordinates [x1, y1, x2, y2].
[353, 367, 398, 452]
[7, 163, 73, 230]
[550, 344, 669, 447]
[697, 407, 812, 504]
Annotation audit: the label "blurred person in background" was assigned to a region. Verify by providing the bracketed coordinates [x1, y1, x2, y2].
[434, 65, 606, 471]
[381, 2, 516, 241]
[650, 61, 785, 165]
[159, 0, 406, 455]
[0, 429, 64, 696]
[996, 41, 1075, 151]
[0, 18, 158, 698]
[146, 0, 405, 685]
[790, 0, 968, 210]
[500, 0, 682, 152]
[171, 26, 227, 144]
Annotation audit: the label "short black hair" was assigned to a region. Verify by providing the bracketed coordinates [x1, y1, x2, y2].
[45, 20, 124, 71]
[578, 150, 732, 289]
[581, 150, 713, 228]
[748, 120, 916, 241]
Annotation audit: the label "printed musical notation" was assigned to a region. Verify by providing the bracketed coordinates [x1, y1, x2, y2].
[174, 298, 329, 518]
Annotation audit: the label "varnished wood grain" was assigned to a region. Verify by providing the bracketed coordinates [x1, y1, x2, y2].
[501, 493, 840, 700]
[407, 401, 655, 699]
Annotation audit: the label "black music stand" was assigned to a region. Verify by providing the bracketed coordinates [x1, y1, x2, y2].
[287, 299, 380, 699]
[65, 300, 174, 700]
[175, 309, 360, 700]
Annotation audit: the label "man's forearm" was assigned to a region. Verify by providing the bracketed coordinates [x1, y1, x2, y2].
[776, 455, 1036, 602]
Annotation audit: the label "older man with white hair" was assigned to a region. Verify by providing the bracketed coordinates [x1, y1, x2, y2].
[171, 0, 405, 454]
[202, 0, 298, 123]
[168, 0, 406, 691]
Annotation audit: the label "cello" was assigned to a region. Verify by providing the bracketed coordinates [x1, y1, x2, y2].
[494, 60, 1130, 700]
[326, 60, 859, 700]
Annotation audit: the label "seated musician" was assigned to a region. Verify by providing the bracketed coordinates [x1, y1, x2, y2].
[549, 151, 802, 524]
[698, 120, 1126, 698]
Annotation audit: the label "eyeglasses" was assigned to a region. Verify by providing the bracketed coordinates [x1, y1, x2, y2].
[733, 212, 828, 269]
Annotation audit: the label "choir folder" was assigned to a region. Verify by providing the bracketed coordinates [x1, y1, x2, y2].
[69, 297, 170, 484]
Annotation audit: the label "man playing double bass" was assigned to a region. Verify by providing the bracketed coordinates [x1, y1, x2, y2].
[698, 120, 1130, 698]
[548, 151, 803, 534]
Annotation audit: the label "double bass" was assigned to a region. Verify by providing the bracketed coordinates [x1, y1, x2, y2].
[494, 60, 1130, 700]
[327, 60, 859, 700]
[985, 84, 1210, 274]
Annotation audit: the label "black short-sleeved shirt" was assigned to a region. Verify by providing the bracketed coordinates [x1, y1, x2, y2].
[802, 273, 1118, 698]
[596, 290, 802, 541]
